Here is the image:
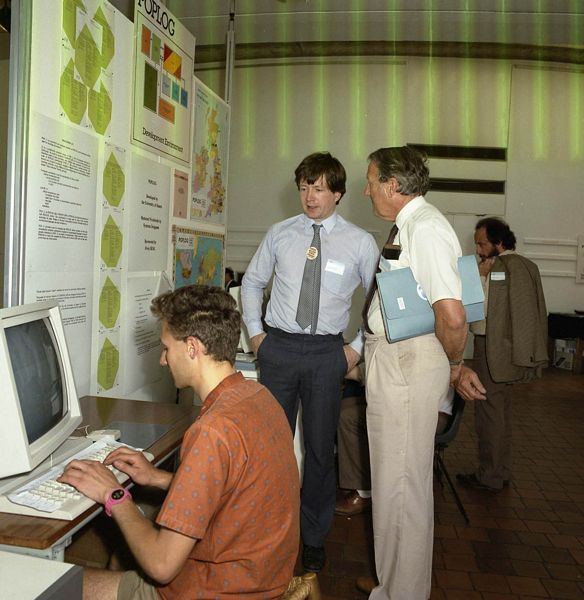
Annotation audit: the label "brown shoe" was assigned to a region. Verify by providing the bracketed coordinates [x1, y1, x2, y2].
[355, 575, 378, 594]
[335, 491, 372, 516]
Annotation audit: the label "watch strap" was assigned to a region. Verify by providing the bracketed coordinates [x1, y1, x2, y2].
[105, 487, 132, 517]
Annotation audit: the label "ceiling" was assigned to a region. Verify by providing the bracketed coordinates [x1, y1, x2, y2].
[162, 0, 584, 66]
[3, 1, 583, 64]
[166, 1, 584, 50]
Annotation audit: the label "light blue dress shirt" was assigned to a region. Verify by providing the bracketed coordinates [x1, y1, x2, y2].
[242, 211, 379, 354]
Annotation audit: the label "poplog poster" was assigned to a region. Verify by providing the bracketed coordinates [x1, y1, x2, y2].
[131, 1, 195, 165]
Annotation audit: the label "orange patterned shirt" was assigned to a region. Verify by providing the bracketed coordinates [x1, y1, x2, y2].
[156, 372, 300, 599]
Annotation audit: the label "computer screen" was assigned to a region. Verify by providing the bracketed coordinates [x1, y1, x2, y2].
[0, 301, 82, 481]
[6, 318, 65, 443]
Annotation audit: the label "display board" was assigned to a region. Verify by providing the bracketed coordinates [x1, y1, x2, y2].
[5, 1, 230, 401]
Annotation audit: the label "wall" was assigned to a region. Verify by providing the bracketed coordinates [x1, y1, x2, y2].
[0, 32, 7, 307]
[197, 56, 584, 341]
[0, 58, 9, 307]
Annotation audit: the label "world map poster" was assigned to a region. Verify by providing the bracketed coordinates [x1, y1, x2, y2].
[173, 226, 224, 289]
[191, 79, 230, 225]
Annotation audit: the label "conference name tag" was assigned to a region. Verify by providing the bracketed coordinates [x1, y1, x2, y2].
[490, 272, 506, 281]
[325, 259, 345, 276]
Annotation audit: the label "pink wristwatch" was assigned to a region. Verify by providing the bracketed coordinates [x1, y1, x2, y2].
[105, 487, 132, 517]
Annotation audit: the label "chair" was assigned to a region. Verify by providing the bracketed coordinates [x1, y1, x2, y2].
[434, 392, 469, 524]
[281, 572, 321, 600]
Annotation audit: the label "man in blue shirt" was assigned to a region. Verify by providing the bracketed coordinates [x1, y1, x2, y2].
[242, 152, 378, 573]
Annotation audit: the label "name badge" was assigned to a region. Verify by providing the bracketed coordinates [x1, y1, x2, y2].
[491, 272, 506, 281]
[325, 259, 345, 276]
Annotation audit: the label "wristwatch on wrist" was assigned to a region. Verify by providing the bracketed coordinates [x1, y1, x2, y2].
[449, 358, 464, 367]
[105, 487, 132, 517]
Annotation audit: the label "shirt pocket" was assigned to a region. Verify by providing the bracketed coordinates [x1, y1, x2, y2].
[322, 260, 354, 295]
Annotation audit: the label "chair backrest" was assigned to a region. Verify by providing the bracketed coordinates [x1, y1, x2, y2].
[435, 392, 465, 447]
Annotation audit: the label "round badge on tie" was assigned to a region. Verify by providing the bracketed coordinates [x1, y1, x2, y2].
[306, 246, 318, 260]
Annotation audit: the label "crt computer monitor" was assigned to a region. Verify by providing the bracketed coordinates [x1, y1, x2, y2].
[0, 301, 82, 482]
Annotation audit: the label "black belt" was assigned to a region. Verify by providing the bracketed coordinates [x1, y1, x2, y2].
[266, 325, 343, 343]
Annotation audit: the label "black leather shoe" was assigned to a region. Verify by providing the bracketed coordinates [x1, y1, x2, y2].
[456, 472, 505, 492]
[302, 544, 326, 573]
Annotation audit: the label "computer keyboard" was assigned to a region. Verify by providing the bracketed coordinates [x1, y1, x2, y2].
[0, 439, 154, 521]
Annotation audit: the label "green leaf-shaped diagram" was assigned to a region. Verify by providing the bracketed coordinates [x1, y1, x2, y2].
[99, 276, 121, 328]
[103, 153, 125, 207]
[97, 338, 119, 390]
[59, 59, 87, 124]
[93, 7, 115, 69]
[101, 216, 123, 267]
[75, 24, 101, 89]
[62, 0, 86, 47]
[88, 81, 112, 134]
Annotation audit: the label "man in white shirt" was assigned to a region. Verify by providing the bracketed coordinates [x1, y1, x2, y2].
[241, 152, 378, 573]
[357, 146, 485, 599]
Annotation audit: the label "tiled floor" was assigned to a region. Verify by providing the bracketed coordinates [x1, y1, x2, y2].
[304, 367, 584, 599]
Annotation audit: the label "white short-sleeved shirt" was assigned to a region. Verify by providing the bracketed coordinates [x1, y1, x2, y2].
[368, 196, 462, 337]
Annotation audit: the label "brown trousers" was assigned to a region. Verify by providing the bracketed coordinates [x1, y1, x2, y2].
[337, 394, 370, 490]
[473, 335, 513, 489]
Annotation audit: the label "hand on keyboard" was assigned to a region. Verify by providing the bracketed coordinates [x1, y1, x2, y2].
[1, 440, 155, 520]
[58, 458, 122, 506]
[104, 446, 161, 488]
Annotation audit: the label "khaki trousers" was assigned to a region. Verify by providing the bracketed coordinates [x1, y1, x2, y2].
[365, 334, 449, 600]
[473, 335, 513, 489]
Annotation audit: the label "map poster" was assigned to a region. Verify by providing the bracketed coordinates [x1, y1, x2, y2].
[173, 226, 224, 289]
[191, 78, 230, 224]
[132, 1, 195, 165]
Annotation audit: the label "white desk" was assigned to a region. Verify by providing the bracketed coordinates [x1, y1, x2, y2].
[0, 550, 82, 600]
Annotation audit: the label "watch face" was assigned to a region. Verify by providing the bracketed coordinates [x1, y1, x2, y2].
[111, 489, 125, 501]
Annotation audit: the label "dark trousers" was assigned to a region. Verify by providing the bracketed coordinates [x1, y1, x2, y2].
[258, 327, 347, 547]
